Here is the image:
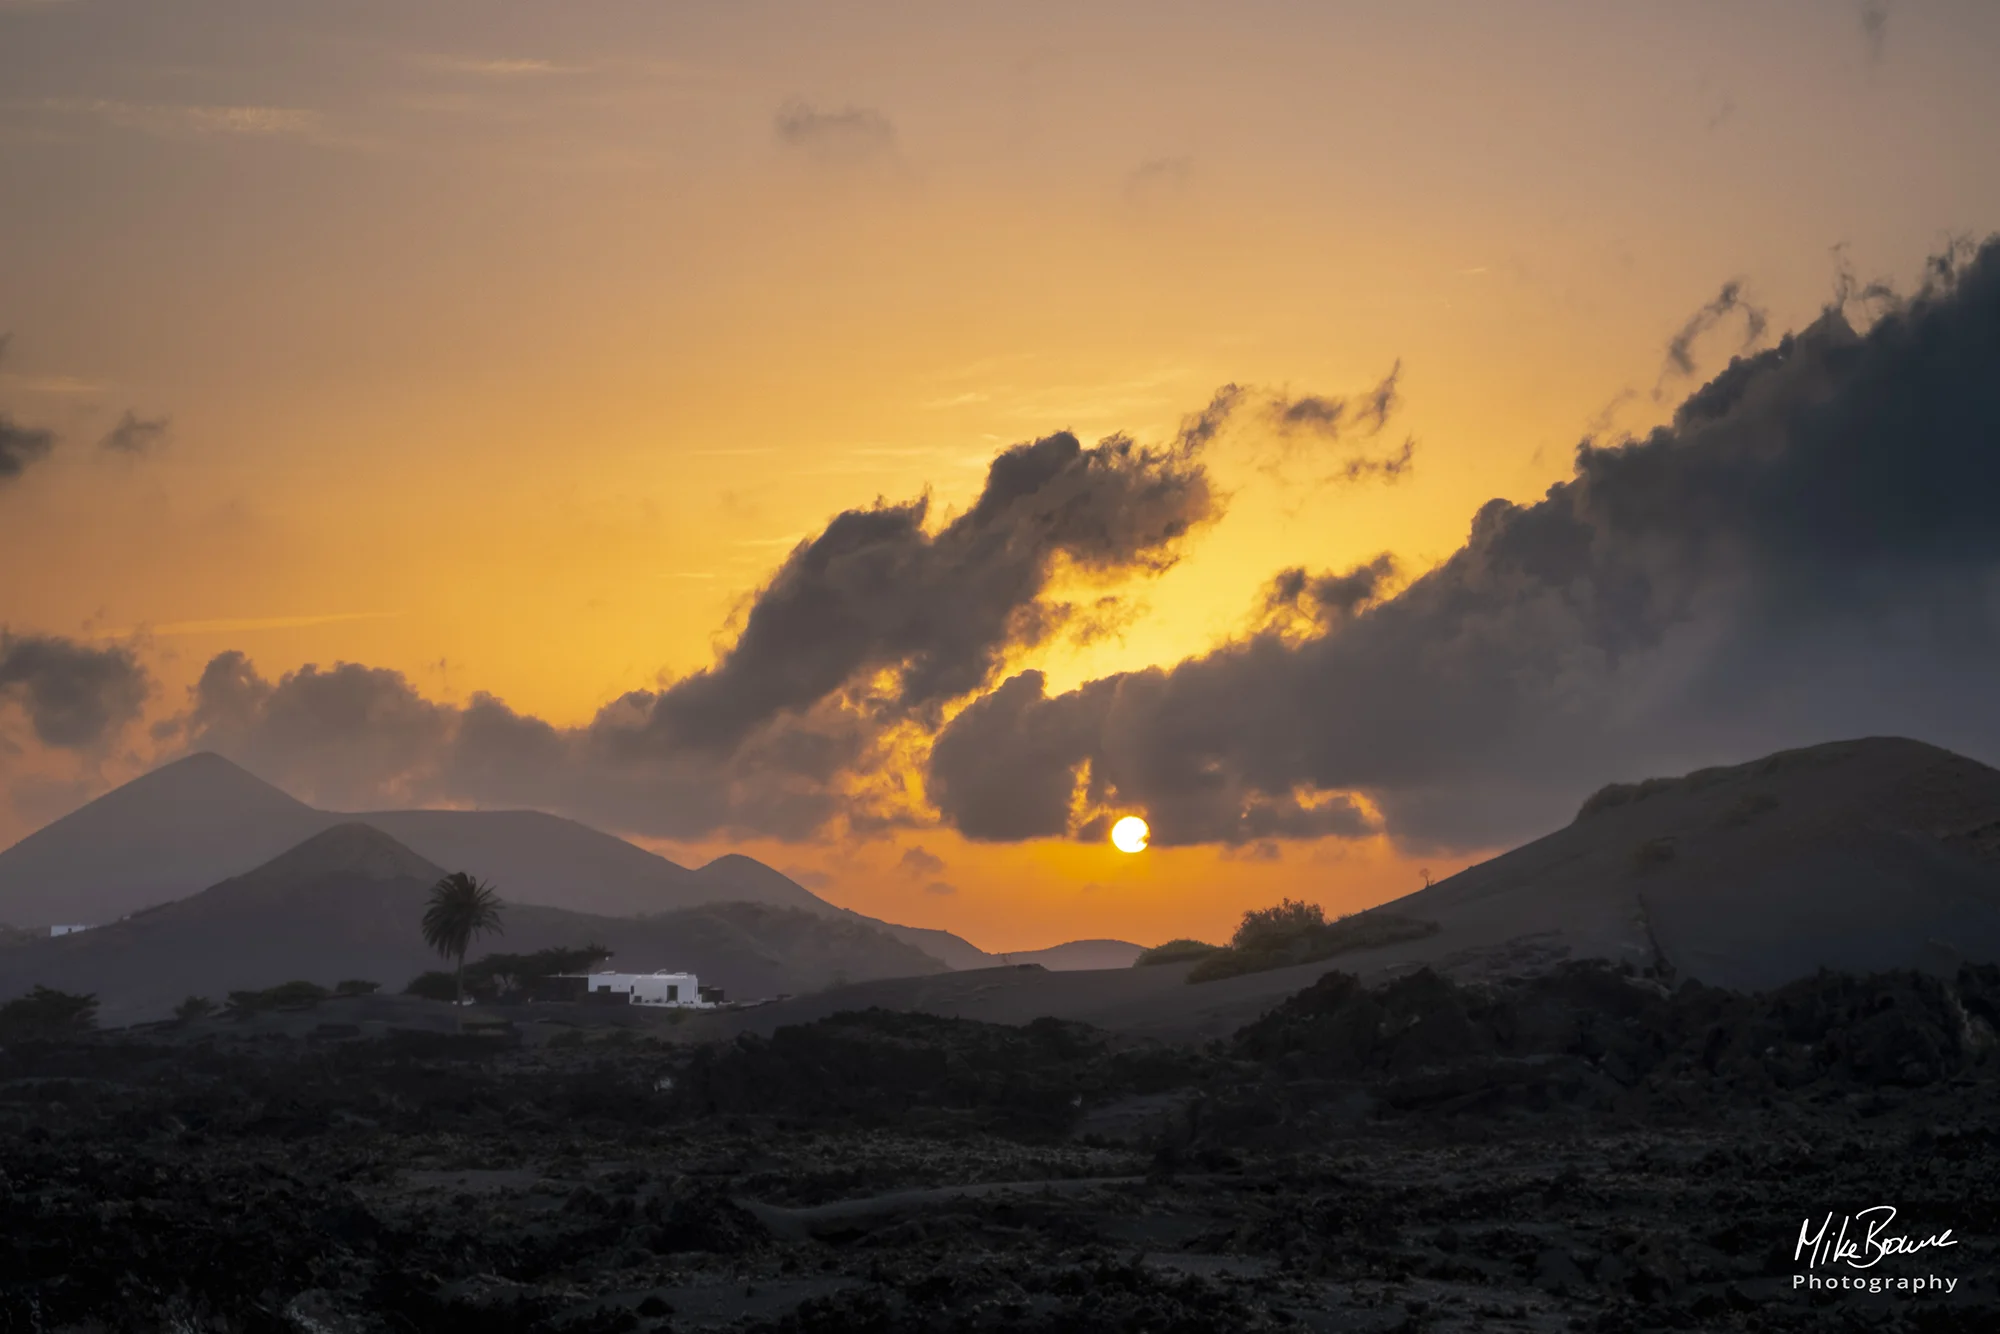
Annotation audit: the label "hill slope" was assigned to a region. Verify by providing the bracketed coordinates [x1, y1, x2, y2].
[0, 753, 328, 927]
[0, 824, 945, 1025]
[1327, 737, 2000, 990]
[0, 755, 822, 926]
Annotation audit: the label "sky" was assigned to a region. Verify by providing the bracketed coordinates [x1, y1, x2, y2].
[3, 0, 1999, 950]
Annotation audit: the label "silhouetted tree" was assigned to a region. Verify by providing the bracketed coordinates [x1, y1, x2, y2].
[0, 985, 98, 1041]
[174, 995, 217, 1023]
[422, 872, 505, 1017]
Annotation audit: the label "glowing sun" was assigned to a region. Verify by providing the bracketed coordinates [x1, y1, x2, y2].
[1111, 816, 1150, 854]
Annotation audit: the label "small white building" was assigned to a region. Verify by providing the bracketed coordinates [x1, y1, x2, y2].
[574, 970, 712, 1008]
[48, 924, 90, 938]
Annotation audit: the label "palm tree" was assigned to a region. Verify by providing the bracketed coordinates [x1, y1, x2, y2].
[421, 872, 505, 1017]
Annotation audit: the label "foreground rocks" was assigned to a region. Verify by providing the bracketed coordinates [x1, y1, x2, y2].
[0, 965, 1994, 1330]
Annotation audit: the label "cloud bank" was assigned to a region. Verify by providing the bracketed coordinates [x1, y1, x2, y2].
[12, 239, 1997, 860]
[928, 238, 2000, 850]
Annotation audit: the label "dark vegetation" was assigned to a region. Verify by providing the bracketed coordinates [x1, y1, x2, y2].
[226, 980, 333, 1014]
[0, 961, 1992, 1330]
[1132, 937, 1221, 966]
[406, 944, 612, 1003]
[1183, 898, 1440, 982]
[421, 870, 506, 1009]
[0, 984, 96, 1041]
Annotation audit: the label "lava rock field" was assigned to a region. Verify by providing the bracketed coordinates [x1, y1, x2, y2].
[1, 963, 1995, 1331]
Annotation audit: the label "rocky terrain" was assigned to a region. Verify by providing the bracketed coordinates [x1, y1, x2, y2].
[1, 961, 1993, 1331]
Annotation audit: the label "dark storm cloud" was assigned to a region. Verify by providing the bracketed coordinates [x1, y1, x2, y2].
[897, 845, 946, 877]
[99, 411, 170, 456]
[146, 392, 1251, 841]
[774, 101, 897, 165]
[927, 237, 2000, 852]
[633, 429, 1217, 753]
[0, 633, 149, 750]
[167, 651, 864, 839]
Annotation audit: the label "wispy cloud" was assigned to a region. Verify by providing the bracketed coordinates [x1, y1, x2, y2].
[420, 55, 594, 78]
[99, 411, 169, 456]
[92, 611, 400, 639]
[0, 371, 105, 396]
[774, 100, 901, 170]
[39, 98, 328, 142]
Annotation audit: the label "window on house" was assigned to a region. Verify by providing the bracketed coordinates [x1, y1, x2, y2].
[667, 985, 679, 1000]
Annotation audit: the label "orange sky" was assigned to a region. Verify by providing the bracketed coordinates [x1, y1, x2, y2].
[3, 1, 1998, 949]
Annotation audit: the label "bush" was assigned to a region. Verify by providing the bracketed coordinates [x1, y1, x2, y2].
[174, 995, 217, 1023]
[333, 979, 380, 997]
[1231, 899, 1328, 953]
[404, 971, 461, 1002]
[0, 985, 99, 1040]
[1185, 905, 1441, 985]
[405, 945, 611, 1004]
[1134, 938, 1223, 967]
[225, 981, 330, 1014]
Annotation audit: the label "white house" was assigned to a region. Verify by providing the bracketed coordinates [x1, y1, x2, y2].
[574, 970, 712, 1008]
[48, 924, 90, 938]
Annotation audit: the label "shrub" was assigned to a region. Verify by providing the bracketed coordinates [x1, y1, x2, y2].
[1185, 905, 1441, 985]
[174, 995, 218, 1023]
[333, 979, 381, 997]
[1632, 836, 1679, 870]
[225, 981, 330, 1014]
[1134, 938, 1222, 967]
[404, 971, 461, 1002]
[0, 985, 99, 1040]
[406, 945, 610, 1003]
[1231, 898, 1328, 953]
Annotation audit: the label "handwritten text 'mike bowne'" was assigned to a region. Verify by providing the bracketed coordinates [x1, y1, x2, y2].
[1797, 1206, 1957, 1272]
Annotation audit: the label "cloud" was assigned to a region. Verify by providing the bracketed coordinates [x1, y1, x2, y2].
[0, 414, 54, 484]
[0, 633, 150, 750]
[923, 880, 957, 896]
[1860, 1, 1889, 64]
[135, 393, 1240, 841]
[897, 845, 946, 877]
[774, 101, 898, 167]
[1273, 361, 1403, 438]
[1124, 156, 1192, 206]
[98, 411, 170, 456]
[631, 426, 1218, 754]
[0, 336, 57, 484]
[926, 237, 2000, 852]
[1660, 280, 1768, 387]
[42, 99, 325, 141]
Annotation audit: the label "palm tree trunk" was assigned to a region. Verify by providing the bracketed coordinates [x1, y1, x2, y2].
[454, 950, 465, 1033]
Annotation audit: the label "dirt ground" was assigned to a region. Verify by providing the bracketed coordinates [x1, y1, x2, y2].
[1, 963, 1995, 1331]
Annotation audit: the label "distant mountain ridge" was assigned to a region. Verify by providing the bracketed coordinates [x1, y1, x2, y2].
[0, 752, 1005, 972]
[0, 753, 821, 926]
[0, 822, 946, 1025]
